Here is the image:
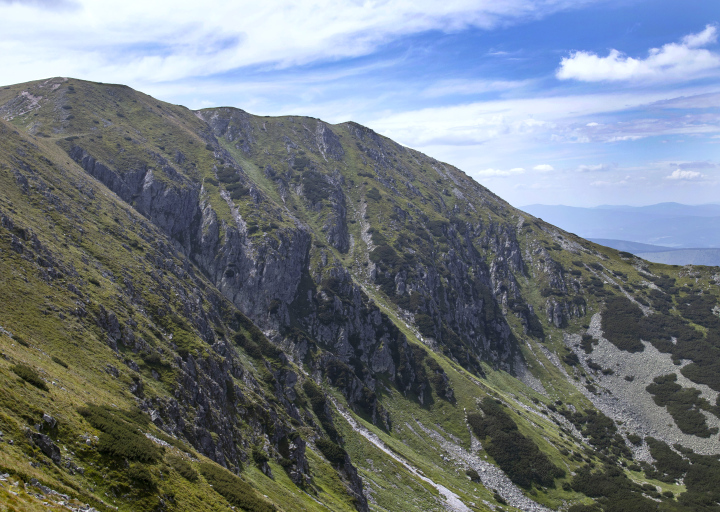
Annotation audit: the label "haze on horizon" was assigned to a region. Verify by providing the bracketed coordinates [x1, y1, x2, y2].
[1, 0, 718, 207]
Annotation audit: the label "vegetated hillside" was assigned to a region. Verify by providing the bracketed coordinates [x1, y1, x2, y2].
[0, 78, 719, 512]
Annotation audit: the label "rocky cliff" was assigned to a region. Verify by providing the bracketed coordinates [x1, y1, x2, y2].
[0, 77, 719, 512]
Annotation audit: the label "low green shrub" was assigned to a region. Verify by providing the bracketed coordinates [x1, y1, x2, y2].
[493, 492, 507, 505]
[13, 335, 29, 347]
[78, 405, 162, 463]
[51, 356, 68, 368]
[11, 364, 48, 391]
[252, 447, 269, 466]
[627, 434, 642, 445]
[468, 398, 564, 488]
[563, 352, 580, 366]
[316, 438, 346, 466]
[128, 464, 155, 489]
[579, 334, 596, 354]
[571, 464, 657, 512]
[643, 437, 689, 483]
[302, 172, 331, 203]
[646, 374, 717, 437]
[366, 187, 381, 201]
[601, 296, 644, 352]
[302, 380, 338, 439]
[167, 455, 198, 481]
[199, 462, 275, 511]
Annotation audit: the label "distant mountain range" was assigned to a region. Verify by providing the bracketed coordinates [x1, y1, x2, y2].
[521, 203, 720, 266]
[589, 239, 720, 267]
[520, 202, 720, 249]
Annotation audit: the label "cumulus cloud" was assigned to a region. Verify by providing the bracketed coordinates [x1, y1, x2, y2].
[557, 25, 720, 83]
[666, 169, 704, 180]
[533, 164, 554, 171]
[683, 25, 719, 48]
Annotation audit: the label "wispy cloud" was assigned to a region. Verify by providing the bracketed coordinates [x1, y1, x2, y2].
[476, 167, 526, 177]
[578, 164, 613, 172]
[650, 92, 720, 109]
[557, 25, 720, 83]
[0, 0, 79, 9]
[673, 160, 717, 170]
[590, 179, 628, 187]
[369, 88, 720, 150]
[421, 78, 531, 98]
[0, 0, 604, 86]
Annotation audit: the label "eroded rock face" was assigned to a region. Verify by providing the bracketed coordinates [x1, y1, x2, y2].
[193, 198, 312, 322]
[323, 177, 350, 253]
[69, 146, 145, 202]
[546, 298, 564, 328]
[315, 121, 345, 161]
[66, 143, 434, 426]
[200, 107, 256, 155]
[30, 432, 61, 465]
[69, 146, 201, 251]
[57, 106, 541, 511]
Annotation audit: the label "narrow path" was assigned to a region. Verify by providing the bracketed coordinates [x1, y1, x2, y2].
[332, 400, 471, 512]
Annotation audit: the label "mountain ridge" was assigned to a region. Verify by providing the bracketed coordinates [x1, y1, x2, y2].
[0, 77, 719, 512]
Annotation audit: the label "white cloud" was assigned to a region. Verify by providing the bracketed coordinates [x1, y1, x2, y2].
[0, 0, 602, 86]
[533, 164, 554, 171]
[475, 167, 525, 177]
[578, 164, 610, 172]
[606, 135, 644, 142]
[557, 24, 720, 83]
[683, 24, 718, 48]
[666, 169, 704, 180]
[368, 88, 720, 151]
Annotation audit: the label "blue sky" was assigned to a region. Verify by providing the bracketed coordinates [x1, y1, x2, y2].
[1, 0, 718, 207]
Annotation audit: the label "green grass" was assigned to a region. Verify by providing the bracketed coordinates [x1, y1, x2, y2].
[0, 78, 714, 512]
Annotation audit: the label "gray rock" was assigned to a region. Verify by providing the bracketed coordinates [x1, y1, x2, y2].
[30, 432, 61, 464]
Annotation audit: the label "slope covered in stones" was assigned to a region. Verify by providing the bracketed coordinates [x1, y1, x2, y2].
[0, 77, 719, 512]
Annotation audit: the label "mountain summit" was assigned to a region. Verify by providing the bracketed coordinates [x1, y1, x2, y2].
[1, 77, 719, 512]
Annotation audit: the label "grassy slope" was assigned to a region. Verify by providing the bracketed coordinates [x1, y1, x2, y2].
[0, 78, 718, 511]
[0, 116, 359, 512]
